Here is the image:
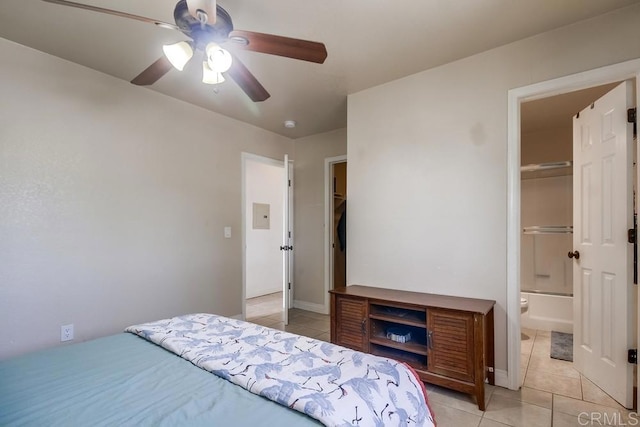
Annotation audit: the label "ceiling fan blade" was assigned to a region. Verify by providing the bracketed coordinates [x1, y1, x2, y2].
[41, 0, 181, 31]
[229, 30, 327, 64]
[131, 56, 173, 86]
[186, 0, 217, 25]
[226, 54, 270, 102]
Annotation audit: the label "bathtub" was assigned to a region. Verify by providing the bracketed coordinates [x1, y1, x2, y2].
[520, 291, 573, 333]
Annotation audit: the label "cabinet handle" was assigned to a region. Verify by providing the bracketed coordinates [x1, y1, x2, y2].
[361, 319, 366, 335]
[427, 330, 433, 349]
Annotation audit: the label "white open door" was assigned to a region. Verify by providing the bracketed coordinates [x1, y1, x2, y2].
[282, 154, 293, 325]
[572, 80, 635, 408]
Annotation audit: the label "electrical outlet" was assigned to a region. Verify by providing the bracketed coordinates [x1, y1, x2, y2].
[61, 324, 74, 342]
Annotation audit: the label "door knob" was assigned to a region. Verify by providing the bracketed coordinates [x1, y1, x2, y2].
[568, 250, 580, 259]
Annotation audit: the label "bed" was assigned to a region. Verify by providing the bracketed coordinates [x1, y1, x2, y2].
[0, 313, 435, 426]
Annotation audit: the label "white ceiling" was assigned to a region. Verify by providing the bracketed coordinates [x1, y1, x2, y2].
[1, 0, 638, 138]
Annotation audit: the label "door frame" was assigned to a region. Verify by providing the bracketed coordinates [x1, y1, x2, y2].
[506, 58, 640, 391]
[323, 155, 347, 315]
[284, 154, 294, 324]
[241, 152, 286, 321]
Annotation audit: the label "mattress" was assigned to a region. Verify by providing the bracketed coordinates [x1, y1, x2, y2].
[0, 333, 320, 426]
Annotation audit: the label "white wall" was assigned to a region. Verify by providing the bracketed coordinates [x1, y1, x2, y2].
[245, 158, 284, 299]
[0, 38, 293, 360]
[293, 129, 347, 308]
[347, 5, 640, 375]
[522, 126, 573, 165]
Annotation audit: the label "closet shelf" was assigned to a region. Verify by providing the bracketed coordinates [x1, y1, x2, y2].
[521, 161, 572, 179]
[523, 225, 573, 235]
[521, 161, 572, 172]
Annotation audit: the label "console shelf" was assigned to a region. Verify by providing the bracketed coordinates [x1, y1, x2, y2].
[330, 285, 495, 411]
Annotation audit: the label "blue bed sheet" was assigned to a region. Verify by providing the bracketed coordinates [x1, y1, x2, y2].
[0, 333, 321, 426]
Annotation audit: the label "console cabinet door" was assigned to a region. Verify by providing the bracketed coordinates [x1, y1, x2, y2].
[427, 308, 474, 382]
[334, 296, 368, 352]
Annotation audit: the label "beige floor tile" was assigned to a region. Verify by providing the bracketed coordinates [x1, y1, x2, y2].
[580, 376, 626, 410]
[622, 411, 640, 425]
[249, 315, 282, 327]
[527, 354, 580, 379]
[536, 330, 551, 338]
[552, 411, 584, 427]
[428, 402, 481, 427]
[491, 386, 552, 409]
[521, 340, 534, 356]
[479, 418, 511, 427]
[521, 328, 536, 339]
[291, 310, 329, 321]
[265, 312, 286, 322]
[283, 324, 324, 337]
[301, 318, 330, 332]
[314, 332, 330, 342]
[555, 411, 630, 427]
[427, 384, 492, 417]
[531, 341, 552, 358]
[524, 370, 582, 399]
[484, 394, 552, 427]
[288, 314, 317, 325]
[246, 308, 273, 319]
[552, 395, 624, 421]
[266, 322, 284, 331]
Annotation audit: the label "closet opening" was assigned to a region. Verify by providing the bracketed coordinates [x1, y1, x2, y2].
[324, 155, 347, 314]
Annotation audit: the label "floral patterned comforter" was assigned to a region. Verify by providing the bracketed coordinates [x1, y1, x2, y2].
[126, 313, 435, 427]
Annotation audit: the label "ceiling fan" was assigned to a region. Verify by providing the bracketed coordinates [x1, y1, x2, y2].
[42, 0, 328, 102]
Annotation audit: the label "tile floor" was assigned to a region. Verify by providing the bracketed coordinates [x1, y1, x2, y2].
[246, 291, 330, 342]
[245, 293, 636, 426]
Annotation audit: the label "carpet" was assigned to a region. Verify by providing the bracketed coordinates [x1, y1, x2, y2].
[550, 331, 573, 362]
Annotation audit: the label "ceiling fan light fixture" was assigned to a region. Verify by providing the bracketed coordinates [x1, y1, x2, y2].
[202, 61, 226, 84]
[206, 42, 233, 73]
[162, 41, 193, 71]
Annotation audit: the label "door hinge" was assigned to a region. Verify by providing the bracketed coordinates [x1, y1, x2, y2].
[288, 282, 291, 290]
[288, 231, 291, 238]
[628, 349, 637, 364]
[630, 227, 637, 284]
[629, 108, 637, 136]
[288, 179, 291, 187]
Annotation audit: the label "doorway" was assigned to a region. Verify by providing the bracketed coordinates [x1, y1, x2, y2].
[506, 59, 640, 402]
[324, 155, 347, 314]
[518, 83, 626, 403]
[333, 161, 347, 289]
[520, 83, 620, 334]
[242, 153, 286, 322]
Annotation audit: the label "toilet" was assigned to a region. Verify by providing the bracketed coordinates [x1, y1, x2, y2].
[520, 296, 529, 314]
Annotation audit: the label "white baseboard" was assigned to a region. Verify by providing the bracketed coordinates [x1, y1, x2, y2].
[246, 287, 282, 300]
[293, 300, 328, 315]
[494, 369, 510, 389]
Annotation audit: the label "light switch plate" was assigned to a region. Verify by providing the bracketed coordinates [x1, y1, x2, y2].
[224, 226, 231, 238]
